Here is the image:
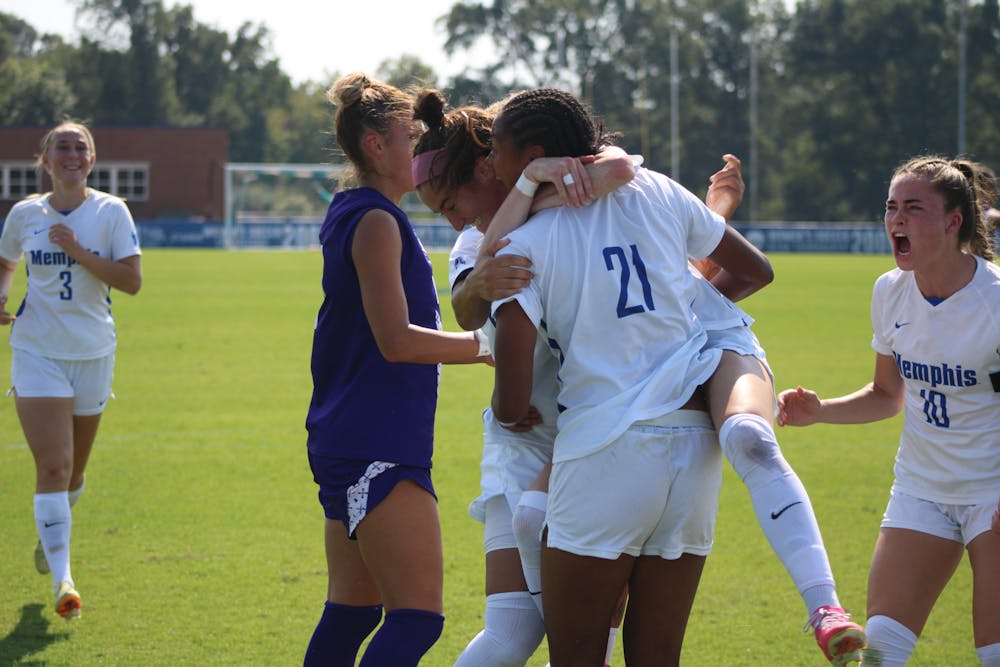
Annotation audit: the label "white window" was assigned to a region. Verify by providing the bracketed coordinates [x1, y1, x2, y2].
[88, 163, 149, 201]
[1, 163, 42, 200]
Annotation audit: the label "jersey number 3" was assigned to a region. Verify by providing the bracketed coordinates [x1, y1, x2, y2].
[603, 245, 655, 319]
[59, 270, 73, 300]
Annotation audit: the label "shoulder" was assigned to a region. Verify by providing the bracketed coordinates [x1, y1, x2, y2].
[449, 227, 482, 273]
[978, 256, 1000, 284]
[503, 214, 553, 252]
[88, 190, 133, 217]
[874, 267, 906, 291]
[9, 195, 46, 217]
[88, 189, 125, 206]
[452, 227, 483, 257]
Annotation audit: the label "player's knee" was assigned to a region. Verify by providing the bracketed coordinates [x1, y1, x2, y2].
[719, 413, 790, 482]
[455, 592, 544, 667]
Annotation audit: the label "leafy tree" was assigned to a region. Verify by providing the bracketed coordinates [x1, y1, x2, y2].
[0, 14, 77, 124]
[265, 81, 334, 164]
[80, 0, 183, 123]
[162, 4, 232, 123]
[779, 0, 971, 220]
[378, 54, 439, 90]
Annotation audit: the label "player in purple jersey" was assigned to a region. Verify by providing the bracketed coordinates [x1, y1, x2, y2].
[779, 156, 1000, 667]
[301, 73, 490, 667]
[0, 121, 143, 621]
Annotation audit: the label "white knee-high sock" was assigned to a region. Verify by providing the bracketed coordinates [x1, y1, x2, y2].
[35, 492, 73, 591]
[977, 643, 1000, 667]
[719, 414, 837, 612]
[865, 615, 917, 667]
[68, 475, 86, 508]
[453, 591, 545, 667]
[512, 491, 547, 617]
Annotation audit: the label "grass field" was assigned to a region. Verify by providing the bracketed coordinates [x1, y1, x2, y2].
[0, 249, 978, 666]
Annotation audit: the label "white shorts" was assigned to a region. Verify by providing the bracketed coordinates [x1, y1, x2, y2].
[10, 348, 115, 416]
[882, 487, 996, 546]
[546, 410, 721, 560]
[705, 325, 769, 370]
[468, 408, 555, 523]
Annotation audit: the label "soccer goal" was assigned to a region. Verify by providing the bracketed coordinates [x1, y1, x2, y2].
[223, 162, 346, 249]
[223, 162, 458, 250]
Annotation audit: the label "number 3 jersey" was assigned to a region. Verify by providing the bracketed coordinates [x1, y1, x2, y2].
[494, 168, 726, 463]
[0, 191, 141, 360]
[870, 255, 1000, 505]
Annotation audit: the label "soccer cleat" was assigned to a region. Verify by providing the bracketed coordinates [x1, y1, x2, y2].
[805, 605, 866, 667]
[34, 540, 50, 574]
[55, 581, 81, 619]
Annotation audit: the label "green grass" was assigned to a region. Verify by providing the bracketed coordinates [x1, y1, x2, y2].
[0, 250, 977, 665]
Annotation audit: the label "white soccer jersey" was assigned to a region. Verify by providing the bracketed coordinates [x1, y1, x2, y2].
[686, 262, 754, 332]
[0, 190, 141, 360]
[871, 255, 1000, 505]
[450, 226, 560, 436]
[494, 168, 726, 462]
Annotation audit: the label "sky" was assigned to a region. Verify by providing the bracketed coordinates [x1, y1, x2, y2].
[1, 0, 487, 85]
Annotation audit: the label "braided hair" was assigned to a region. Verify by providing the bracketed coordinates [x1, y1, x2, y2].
[412, 89, 494, 193]
[891, 155, 998, 260]
[491, 88, 618, 159]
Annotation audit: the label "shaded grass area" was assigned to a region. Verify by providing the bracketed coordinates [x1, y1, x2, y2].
[0, 250, 975, 665]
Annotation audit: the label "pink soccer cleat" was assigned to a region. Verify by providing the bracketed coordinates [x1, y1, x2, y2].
[806, 605, 866, 666]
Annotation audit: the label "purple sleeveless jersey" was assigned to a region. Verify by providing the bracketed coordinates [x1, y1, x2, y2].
[305, 187, 440, 468]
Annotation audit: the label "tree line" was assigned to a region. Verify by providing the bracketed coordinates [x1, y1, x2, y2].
[2, 0, 998, 222]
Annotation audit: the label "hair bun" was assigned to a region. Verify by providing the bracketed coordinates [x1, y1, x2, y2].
[414, 89, 447, 131]
[329, 72, 371, 108]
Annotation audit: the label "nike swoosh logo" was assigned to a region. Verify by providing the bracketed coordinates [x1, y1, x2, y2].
[894, 321, 910, 329]
[770, 502, 803, 520]
[43, 521, 65, 528]
[32, 228, 46, 236]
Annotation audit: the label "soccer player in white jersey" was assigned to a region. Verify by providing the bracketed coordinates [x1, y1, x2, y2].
[483, 88, 764, 666]
[481, 89, 866, 666]
[0, 121, 143, 619]
[779, 156, 1000, 667]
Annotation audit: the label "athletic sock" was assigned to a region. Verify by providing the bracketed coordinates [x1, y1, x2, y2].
[512, 490, 548, 617]
[719, 414, 836, 610]
[453, 591, 545, 667]
[358, 608, 444, 667]
[865, 615, 917, 667]
[303, 601, 382, 667]
[802, 584, 840, 615]
[977, 643, 1000, 667]
[34, 491, 73, 592]
[605, 627, 619, 665]
[68, 475, 86, 508]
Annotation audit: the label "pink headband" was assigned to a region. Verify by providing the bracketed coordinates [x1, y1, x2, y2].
[412, 148, 445, 188]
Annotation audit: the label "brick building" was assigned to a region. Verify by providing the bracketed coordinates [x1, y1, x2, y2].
[0, 126, 228, 222]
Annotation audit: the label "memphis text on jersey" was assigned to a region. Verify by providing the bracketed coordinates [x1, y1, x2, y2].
[28, 249, 98, 268]
[893, 351, 978, 389]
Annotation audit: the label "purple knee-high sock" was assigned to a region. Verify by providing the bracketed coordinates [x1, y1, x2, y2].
[358, 608, 444, 667]
[303, 601, 383, 667]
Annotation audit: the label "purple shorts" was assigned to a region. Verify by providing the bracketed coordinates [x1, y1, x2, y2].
[308, 453, 436, 538]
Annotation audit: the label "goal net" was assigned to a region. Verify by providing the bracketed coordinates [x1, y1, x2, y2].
[223, 163, 458, 250]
